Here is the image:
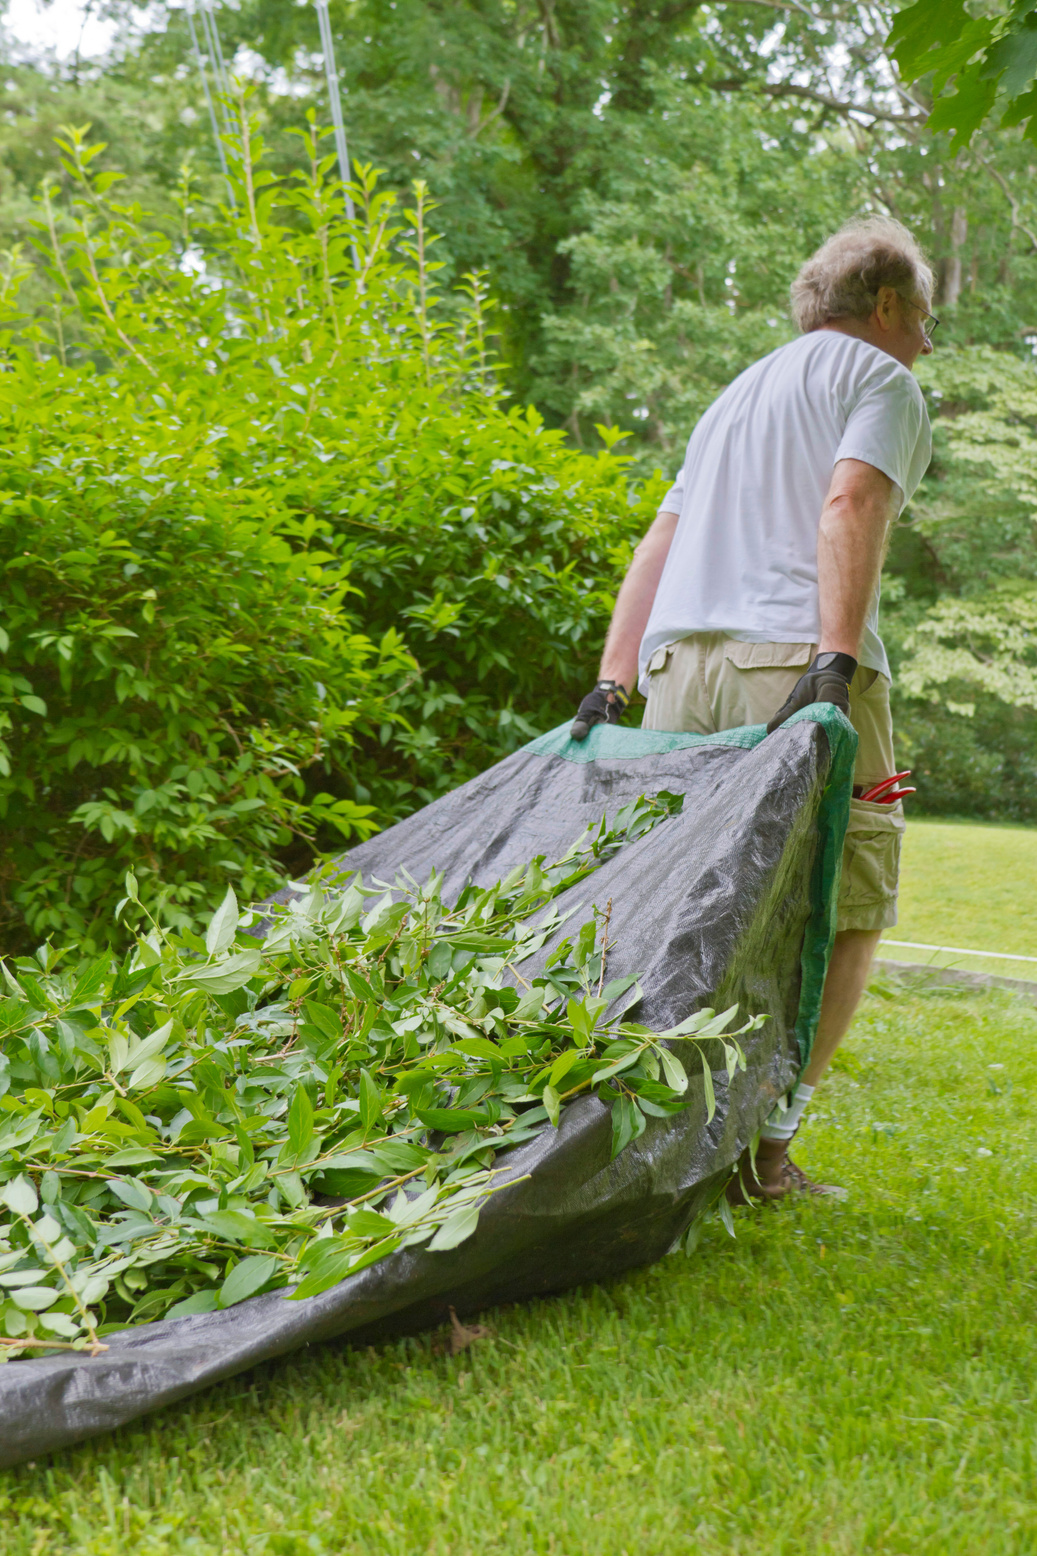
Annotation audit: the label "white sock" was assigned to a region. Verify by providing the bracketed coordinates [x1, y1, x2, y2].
[759, 1081, 815, 1142]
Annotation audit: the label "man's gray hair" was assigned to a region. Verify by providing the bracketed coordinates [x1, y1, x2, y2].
[790, 217, 934, 333]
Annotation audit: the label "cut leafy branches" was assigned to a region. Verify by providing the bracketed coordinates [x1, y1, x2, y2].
[0, 793, 760, 1358]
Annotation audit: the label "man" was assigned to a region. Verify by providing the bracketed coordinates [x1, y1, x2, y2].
[570, 217, 934, 1201]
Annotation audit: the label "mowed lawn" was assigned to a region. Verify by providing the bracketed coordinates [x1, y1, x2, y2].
[3, 971, 1037, 1555]
[881, 816, 1037, 979]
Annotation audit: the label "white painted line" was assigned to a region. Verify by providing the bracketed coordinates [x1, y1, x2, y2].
[881, 939, 1037, 965]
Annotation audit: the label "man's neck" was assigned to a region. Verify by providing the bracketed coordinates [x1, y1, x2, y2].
[818, 319, 884, 352]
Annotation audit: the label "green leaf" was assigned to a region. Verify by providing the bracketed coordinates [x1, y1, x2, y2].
[700, 1051, 717, 1124]
[601, 974, 640, 1005]
[927, 66, 999, 149]
[889, 0, 988, 83]
[302, 1000, 342, 1040]
[119, 1016, 174, 1076]
[513, 986, 544, 1020]
[197, 1210, 275, 1246]
[542, 1083, 561, 1128]
[219, 1254, 278, 1308]
[10, 1285, 60, 1311]
[278, 1171, 307, 1209]
[358, 1068, 383, 1131]
[75, 1273, 111, 1306]
[106, 1147, 164, 1167]
[368, 1140, 428, 1173]
[426, 941, 454, 980]
[39, 1311, 80, 1337]
[567, 996, 605, 1040]
[656, 1046, 688, 1095]
[109, 1177, 153, 1213]
[592, 1048, 641, 1085]
[175, 950, 262, 994]
[290, 1237, 360, 1300]
[0, 1269, 49, 1288]
[166, 1290, 219, 1319]
[205, 885, 240, 958]
[347, 1207, 397, 1238]
[415, 1106, 484, 1132]
[548, 1047, 585, 1089]
[610, 1095, 636, 1160]
[449, 1036, 502, 1061]
[1001, 78, 1037, 131]
[287, 1086, 315, 1157]
[981, 14, 1037, 99]
[428, 1199, 481, 1251]
[2, 1175, 38, 1218]
[343, 967, 380, 1003]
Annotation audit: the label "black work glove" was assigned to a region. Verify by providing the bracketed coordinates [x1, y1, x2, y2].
[570, 680, 630, 742]
[765, 651, 857, 735]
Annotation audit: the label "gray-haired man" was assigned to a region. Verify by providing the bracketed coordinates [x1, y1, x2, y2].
[571, 217, 934, 1201]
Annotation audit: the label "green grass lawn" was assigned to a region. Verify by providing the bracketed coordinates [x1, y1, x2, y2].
[3, 980, 1037, 1555]
[882, 817, 1037, 979]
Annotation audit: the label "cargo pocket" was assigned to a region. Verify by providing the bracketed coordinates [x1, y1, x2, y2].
[722, 641, 813, 670]
[716, 641, 814, 730]
[647, 643, 675, 676]
[837, 799, 906, 933]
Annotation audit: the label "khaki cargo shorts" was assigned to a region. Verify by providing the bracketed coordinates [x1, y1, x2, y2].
[642, 633, 904, 933]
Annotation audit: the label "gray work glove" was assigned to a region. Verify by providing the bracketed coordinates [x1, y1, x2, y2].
[766, 651, 857, 734]
[570, 680, 630, 742]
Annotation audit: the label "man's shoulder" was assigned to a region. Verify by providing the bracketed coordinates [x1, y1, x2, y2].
[729, 330, 888, 387]
[811, 330, 922, 388]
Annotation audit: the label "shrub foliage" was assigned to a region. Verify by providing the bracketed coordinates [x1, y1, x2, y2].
[0, 104, 657, 952]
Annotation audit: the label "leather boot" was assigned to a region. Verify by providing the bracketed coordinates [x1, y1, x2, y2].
[725, 1132, 844, 1206]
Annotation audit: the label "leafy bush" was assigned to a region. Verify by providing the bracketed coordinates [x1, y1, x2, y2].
[0, 106, 657, 952]
[886, 347, 1037, 820]
[0, 796, 755, 1355]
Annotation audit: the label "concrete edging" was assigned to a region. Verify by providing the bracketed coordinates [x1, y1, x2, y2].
[871, 958, 1037, 1002]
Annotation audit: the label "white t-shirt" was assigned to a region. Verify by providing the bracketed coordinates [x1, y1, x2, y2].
[638, 330, 932, 692]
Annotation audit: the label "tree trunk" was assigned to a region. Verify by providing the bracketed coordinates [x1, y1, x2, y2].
[943, 206, 968, 309]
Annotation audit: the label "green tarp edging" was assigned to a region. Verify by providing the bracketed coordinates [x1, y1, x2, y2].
[523, 705, 858, 1071]
[524, 719, 765, 761]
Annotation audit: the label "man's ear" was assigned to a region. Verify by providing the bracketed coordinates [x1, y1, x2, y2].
[873, 286, 898, 332]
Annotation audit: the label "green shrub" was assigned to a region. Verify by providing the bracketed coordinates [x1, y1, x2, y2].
[0, 106, 657, 952]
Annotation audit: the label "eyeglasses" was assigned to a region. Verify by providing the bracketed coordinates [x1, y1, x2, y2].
[897, 295, 940, 340]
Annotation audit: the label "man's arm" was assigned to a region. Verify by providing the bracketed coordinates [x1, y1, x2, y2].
[598, 509, 680, 692]
[767, 457, 896, 733]
[569, 509, 678, 740]
[817, 458, 895, 656]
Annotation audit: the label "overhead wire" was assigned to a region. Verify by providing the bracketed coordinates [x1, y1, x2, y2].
[198, 0, 235, 137]
[183, 0, 358, 265]
[184, 0, 234, 203]
[314, 0, 360, 268]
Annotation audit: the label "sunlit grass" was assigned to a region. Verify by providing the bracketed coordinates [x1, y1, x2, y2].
[3, 983, 1037, 1554]
[882, 817, 1037, 978]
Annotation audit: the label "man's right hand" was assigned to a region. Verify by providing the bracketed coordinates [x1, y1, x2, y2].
[766, 652, 857, 734]
[570, 680, 630, 741]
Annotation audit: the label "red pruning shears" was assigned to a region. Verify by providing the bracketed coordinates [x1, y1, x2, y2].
[857, 770, 915, 805]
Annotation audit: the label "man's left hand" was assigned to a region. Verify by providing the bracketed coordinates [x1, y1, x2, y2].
[570, 680, 629, 741]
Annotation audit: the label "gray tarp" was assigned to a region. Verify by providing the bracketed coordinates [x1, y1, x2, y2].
[0, 706, 855, 1466]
